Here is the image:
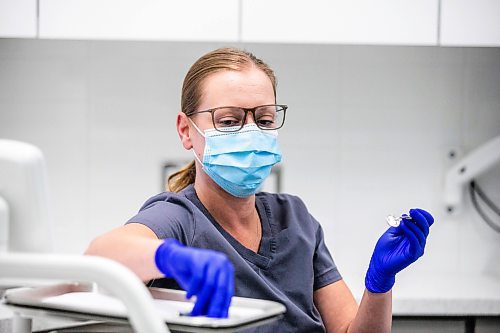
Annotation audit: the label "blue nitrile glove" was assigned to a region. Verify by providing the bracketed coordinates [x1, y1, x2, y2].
[365, 208, 434, 293]
[155, 239, 234, 318]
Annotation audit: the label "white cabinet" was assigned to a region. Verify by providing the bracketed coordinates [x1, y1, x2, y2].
[440, 0, 500, 46]
[39, 0, 239, 42]
[0, 0, 37, 38]
[4, 0, 499, 46]
[241, 0, 438, 45]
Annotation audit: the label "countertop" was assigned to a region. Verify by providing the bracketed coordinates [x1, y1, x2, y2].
[346, 271, 500, 316]
[1, 272, 499, 332]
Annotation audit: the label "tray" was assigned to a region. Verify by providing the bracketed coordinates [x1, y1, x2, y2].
[3, 282, 286, 332]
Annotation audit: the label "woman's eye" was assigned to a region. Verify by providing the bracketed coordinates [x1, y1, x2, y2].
[257, 119, 275, 127]
[256, 113, 276, 127]
[217, 118, 241, 127]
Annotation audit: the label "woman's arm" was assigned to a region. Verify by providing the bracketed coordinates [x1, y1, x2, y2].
[314, 282, 391, 333]
[85, 222, 234, 318]
[84, 223, 164, 281]
[316, 208, 434, 332]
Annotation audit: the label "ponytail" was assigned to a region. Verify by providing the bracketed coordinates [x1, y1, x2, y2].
[167, 160, 196, 192]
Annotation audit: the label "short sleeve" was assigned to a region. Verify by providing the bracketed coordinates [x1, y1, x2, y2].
[126, 193, 195, 246]
[313, 221, 342, 290]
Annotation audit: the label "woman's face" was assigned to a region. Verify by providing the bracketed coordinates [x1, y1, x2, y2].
[188, 66, 275, 159]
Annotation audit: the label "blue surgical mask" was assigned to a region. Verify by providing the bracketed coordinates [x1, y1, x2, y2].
[190, 121, 282, 198]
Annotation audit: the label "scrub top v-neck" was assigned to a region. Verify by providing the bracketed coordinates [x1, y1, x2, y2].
[127, 184, 342, 332]
[184, 187, 275, 270]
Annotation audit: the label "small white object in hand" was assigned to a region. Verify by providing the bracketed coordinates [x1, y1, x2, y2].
[386, 215, 412, 227]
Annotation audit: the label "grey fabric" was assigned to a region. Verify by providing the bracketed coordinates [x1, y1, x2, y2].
[127, 184, 342, 332]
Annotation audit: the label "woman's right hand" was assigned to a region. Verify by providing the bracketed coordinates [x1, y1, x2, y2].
[155, 239, 234, 318]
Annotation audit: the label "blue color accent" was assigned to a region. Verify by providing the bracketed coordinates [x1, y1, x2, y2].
[155, 238, 234, 318]
[365, 208, 435, 293]
[200, 124, 282, 198]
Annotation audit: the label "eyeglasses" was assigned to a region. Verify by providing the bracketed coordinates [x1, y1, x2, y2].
[186, 104, 288, 132]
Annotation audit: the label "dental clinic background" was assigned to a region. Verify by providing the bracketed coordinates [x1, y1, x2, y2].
[0, 0, 500, 329]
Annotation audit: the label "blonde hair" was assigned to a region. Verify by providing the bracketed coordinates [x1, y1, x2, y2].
[167, 47, 277, 192]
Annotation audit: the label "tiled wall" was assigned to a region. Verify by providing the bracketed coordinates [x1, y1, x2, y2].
[0, 40, 499, 295]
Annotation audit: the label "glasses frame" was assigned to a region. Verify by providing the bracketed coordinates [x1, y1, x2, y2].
[186, 104, 288, 132]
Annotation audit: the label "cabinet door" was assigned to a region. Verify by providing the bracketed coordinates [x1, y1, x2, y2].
[475, 317, 500, 333]
[441, 0, 500, 46]
[392, 318, 465, 333]
[39, 0, 238, 41]
[241, 0, 438, 45]
[0, 0, 37, 38]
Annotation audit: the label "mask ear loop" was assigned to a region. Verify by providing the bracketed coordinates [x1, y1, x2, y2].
[188, 118, 206, 138]
[192, 149, 203, 166]
[187, 118, 205, 166]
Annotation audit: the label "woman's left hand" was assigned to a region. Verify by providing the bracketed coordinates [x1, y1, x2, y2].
[365, 208, 435, 293]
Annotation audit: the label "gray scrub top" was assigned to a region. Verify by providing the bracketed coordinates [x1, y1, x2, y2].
[127, 184, 342, 332]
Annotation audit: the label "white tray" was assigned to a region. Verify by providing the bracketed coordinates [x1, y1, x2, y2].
[4, 282, 286, 332]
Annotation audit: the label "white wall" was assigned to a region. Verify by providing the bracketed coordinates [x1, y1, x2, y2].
[0, 40, 499, 295]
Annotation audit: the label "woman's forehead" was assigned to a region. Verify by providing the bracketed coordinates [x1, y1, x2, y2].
[199, 68, 275, 109]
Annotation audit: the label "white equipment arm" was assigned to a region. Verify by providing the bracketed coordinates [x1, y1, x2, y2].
[0, 139, 53, 252]
[0, 196, 8, 252]
[444, 135, 500, 213]
[0, 253, 170, 333]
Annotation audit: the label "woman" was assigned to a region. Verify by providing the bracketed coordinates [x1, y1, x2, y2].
[85, 47, 434, 332]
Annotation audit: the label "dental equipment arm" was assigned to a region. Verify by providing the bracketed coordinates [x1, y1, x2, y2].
[444, 135, 500, 213]
[0, 253, 170, 333]
[0, 196, 8, 252]
[0, 139, 53, 252]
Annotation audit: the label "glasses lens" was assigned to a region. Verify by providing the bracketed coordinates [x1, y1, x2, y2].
[255, 105, 285, 130]
[213, 107, 246, 131]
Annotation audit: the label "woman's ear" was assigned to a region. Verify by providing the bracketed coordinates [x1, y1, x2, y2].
[177, 112, 193, 150]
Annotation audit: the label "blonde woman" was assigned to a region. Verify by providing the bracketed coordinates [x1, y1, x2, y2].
[86, 48, 434, 332]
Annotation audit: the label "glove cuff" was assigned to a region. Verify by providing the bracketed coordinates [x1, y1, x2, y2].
[154, 238, 182, 278]
[365, 265, 395, 293]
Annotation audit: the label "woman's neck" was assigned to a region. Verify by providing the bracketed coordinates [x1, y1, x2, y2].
[194, 174, 262, 252]
[194, 176, 257, 226]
